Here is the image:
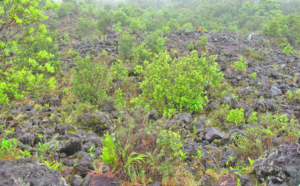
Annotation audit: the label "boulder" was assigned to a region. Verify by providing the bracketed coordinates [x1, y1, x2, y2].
[174, 113, 192, 124]
[253, 142, 300, 185]
[219, 147, 238, 167]
[59, 137, 82, 156]
[77, 112, 111, 136]
[0, 158, 66, 186]
[181, 139, 200, 157]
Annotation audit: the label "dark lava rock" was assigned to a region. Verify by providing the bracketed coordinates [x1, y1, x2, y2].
[174, 113, 192, 124]
[253, 142, 300, 186]
[149, 181, 162, 186]
[190, 120, 203, 133]
[69, 175, 82, 186]
[181, 139, 200, 156]
[240, 174, 253, 186]
[204, 127, 227, 143]
[0, 158, 66, 186]
[59, 137, 82, 156]
[220, 94, 239, 109]
[219, 147, 238, 168]
[72, 161, 95, 177]
[270, 86, 282, 96]
[101, 103, 116, 113]
[77, 113, 111, 136]
[148, 110, 159, 121]
[238, 87, 254, 98]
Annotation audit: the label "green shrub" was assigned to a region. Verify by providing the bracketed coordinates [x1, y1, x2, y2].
[133, 51, 223, 117]
[286, 89, 300, 103]
[179, 22, 193, 31]
[227, 108, 245, 126]
[196, 36, 208, 50]
[72, 56, 108, 105]
[187, 41, 194, 51]
[110, 60, 127, 80]
[282, 43, 294, 55]
[78, 17, 96, 36]
[234, 57, 247, 74]
[118, 31, 136, 60]
[101, 133, 117, 171]
[144, 30, 166, 54]
[132, 44, 153, 64]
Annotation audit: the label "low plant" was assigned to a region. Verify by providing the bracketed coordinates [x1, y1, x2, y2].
[233, 57, 247, 74]
[101, 133, 117, 171]
[282, 43, 294, 55]
[132, 51, 223, 117]
[187, 41, 194, 51]
[72, 55, 108, 105]
[285, 89, 300, 103]
[227, 108, 245, 126]
[196, 36, 208, 51]
[247, 112, 258, 124]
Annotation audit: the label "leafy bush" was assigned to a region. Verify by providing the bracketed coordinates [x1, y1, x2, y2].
[187, 42, 194, 51]
[133, 51, 223, 116]
[78, 17, 96, 36]
[110, 60, 127, 80]
[234, 57, 247, 74]
[56, 2, 74, 18]
[72, 56, 108, 105]
[286, 89, 300, 103]
[101, 133, 117, 171]
[196, 36, 208, 51]
[132, 44, 153, 64]
[118, 31, 136, 60]
[227, 108, 245, 126]
[179, 22, 193, 31]
[282, 43, 294, 55]
[144, 30, 166, 55]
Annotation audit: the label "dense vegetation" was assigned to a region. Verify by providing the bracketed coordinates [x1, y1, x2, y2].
[1, 0, 300, 185]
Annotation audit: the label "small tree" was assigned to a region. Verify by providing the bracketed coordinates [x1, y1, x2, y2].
[96, 10, 112, 40]
[133, 51, 223, 116]
[118, 31, 136, 60]
[72, 56, 108, 105]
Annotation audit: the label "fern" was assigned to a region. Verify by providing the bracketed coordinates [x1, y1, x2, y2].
[101, 133, 117, 171]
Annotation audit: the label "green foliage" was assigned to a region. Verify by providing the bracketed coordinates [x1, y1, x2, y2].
[134, 51, 223, 116]
[187, 42, 194, 51]
[248, 112, 258, 124]
[0, 0, 59, 104]
[113, 10, 128, 26]
[234, 57, 247, 74]
[227, 108, 245, 125]
[43, 160, 60, 170]
[196, 36, 208, 51]
[101, 133, 117, 171]
[144, 30, 166, 55]
[132, 44, 153, 64]
[96, 10, 112, 38]
[286, 89, 300, 103]
[282, 43, 294, 55]
[72, 56, 108, 105]
[167, 18, 180, 31]
[56, 2, 74, 17]
[251, 72, 257, 81]
[114, 88, 126, 110]
[179, 22, 193, 31]
[118, 31, 136, 60]
[78, 17, 95, 36]
[1, 138, 17, 150]
[130, 18, 145, 34]
[110, 60, 127, 80]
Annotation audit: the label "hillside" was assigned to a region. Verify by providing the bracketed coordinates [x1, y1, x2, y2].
[1, 0, 300, 186]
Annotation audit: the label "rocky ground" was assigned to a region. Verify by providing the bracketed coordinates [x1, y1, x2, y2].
[1, 29, 300, 186]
